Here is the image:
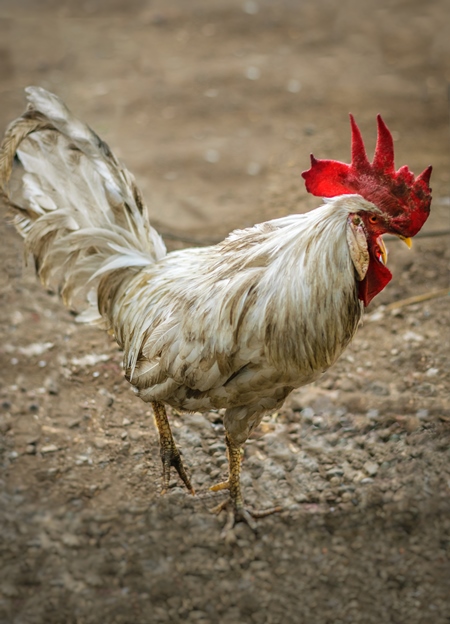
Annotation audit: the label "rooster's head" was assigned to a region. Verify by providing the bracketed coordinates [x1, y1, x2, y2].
[301, 116, 432, 305]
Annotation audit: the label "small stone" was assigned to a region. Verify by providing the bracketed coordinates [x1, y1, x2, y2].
[75, 454, 91, 465]
[243, 0, 259, 14]
[301, 407, 315, 422]
[0, 419, 12, 434]
[289, 393, 304, 411]
[405, 416, 421, 432]
[204, 149, 220, 163]
[247, 161, 261, 176]
[85, 572, 103, 587]
[245, 66, 261, 80]
[363, 461, 379, 476]
[337, 378, 353, 392]
[326, 467, 344, 478]
[368, 382, 390, 396]
[287, 79, 301, 93]
[62, 533, 81, 548]
[45, 378, 59, 395]
[41, 444, 59, 454]
[402, 331, 424, 342]
[352, 470, 366, 482]
[0, 583, 19, 597]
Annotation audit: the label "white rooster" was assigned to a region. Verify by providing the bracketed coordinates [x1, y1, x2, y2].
[0, 88, 432, 527]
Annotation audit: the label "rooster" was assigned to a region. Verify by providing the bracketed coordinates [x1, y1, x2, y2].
[0, 88, 432, 527]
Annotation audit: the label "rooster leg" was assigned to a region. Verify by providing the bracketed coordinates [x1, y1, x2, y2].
[210, 433, 282, 530]
[151, 401, 194, 495]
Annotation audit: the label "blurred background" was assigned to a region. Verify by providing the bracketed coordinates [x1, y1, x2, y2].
[1, 0, 448, 240]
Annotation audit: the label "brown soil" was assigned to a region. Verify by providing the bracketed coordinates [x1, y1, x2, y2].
[1, 1, 449, 623]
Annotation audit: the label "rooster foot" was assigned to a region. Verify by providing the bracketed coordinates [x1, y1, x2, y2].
[152, 401, 195, 495]
[210, 495, 282, 533]
[160, 444, 195, 495]
[209, 433, 282, 533]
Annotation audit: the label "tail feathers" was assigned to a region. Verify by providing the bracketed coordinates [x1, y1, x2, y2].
[0, 87, 166, 321]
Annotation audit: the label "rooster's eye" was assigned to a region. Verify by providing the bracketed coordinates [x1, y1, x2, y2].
[369, 215, 378, 224]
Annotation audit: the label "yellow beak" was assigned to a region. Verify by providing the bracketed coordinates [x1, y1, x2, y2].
[378, 236, 388, 265]
[398, 235, 412, 249]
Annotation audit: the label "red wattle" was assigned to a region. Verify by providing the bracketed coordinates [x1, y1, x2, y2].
[357, 257, 392, 307]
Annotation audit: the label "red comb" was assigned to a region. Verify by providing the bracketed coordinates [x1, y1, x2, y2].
[301, 115, 432, 237]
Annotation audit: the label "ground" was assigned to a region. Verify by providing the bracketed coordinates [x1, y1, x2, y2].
[0, 1, 450, 622]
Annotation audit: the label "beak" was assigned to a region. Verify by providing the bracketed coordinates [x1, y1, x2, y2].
[377, 236, 388, 265]
[398, 235, 412, 249]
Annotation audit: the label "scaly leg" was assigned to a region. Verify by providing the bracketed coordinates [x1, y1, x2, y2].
[152, 401, 194, 495]
[210, 433, 281, 531]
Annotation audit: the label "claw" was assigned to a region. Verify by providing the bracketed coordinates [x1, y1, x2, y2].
[210, 433, 282, 535]
[152, 401, 194, 495]
[161, 445, 195, 495]
[209, 480, 230, 492]
[211, 497, 282, 535]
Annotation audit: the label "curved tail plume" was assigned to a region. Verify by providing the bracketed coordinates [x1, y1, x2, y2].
[0, 87, 166, 323]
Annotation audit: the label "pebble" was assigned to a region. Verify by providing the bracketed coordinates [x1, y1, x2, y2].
[17, 342, 54, 357]
[247, 161, 261, 176]
[245, 66, 261, 80]
[62, 533, 81, 548]
[326, 467, 344, 478]
[404, 416, 421, 433]
[75, 455, 92, 465]
[45, 378, 59, 395]
[243, 0, 259, 14]
[71, 353, 110, 367]
[287, 79, 301, 93]
[204, 149, 220, 163]
[402, 331, 424, 342]
[363, 461, 379, 476]
[40, 444, 59, 454]
[301, 407, 315, 422]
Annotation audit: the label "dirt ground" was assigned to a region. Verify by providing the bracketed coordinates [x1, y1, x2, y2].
[1, 1, 450, 622]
